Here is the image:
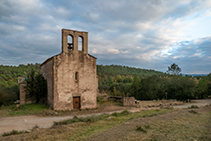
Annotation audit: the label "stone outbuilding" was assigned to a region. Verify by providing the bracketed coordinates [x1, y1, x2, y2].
[40, 29, 98, 111]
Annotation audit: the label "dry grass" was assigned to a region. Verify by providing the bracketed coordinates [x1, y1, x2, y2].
[0, 109, 171, 141]
[0, 100, 129, 118]
[1, 106, 210, 141]
[1, 102, 210, 141]
[94, 105, 211, 141]
[0, 99, 183, 118]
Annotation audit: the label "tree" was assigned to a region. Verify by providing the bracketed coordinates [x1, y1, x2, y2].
[130, 75, 141, 99]
[166, 77, 197, 100]
[167, 63, 181, 75]
[25, 69, 47, 103]
[197, 78, 208, 99]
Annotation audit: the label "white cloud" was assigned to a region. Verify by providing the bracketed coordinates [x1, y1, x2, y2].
[107, 49, 120, 54]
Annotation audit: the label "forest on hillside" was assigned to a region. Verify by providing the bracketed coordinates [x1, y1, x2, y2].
[0, 63, 210, 106]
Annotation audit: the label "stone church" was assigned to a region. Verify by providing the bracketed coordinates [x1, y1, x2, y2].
[40, 29, 98, 110]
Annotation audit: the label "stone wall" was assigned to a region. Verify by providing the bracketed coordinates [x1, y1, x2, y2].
[41, 58, 54, 109]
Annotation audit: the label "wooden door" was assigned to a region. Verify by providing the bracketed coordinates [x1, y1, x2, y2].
[73, 97, 80, 109]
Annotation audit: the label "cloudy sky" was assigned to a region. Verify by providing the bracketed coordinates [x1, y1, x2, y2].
[0, 0, 211, 74]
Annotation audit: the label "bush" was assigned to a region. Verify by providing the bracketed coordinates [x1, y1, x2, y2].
[0, 84, 19, 106]
[111, 110, 130, 117]
[2, 130, 29, 137]
[189, 105, 199, 109]
[54, 114, 107, 126]
[136, 126, 147, 133]
[25, 70, 47, 104]
[188, 110, 198, 114]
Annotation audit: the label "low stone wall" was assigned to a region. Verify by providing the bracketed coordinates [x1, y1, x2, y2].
[138, 100, 183, 108]
[123, 97, 135, 106]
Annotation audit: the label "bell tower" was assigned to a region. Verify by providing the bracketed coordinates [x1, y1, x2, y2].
[62, 29, 88, 54]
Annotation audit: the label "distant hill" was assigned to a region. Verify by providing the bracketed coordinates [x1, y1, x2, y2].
[0, 63, 41, 84]
[0, 64, 166, 85]
[187, 74, 208, 77]
[97, 65, 166, 78]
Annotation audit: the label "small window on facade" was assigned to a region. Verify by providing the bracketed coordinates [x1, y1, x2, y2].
[75, 72, 79, 82]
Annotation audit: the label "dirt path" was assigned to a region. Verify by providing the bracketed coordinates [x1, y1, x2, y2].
[0, 109, 143, 136]
[0, 99, 210, 136]
[0, 110, 116, 135]
[173, 99, 211, 108]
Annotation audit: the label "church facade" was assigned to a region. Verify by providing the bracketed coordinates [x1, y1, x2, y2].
[41, 29, 98, 110]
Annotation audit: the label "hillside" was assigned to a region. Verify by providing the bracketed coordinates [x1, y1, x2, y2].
[0, 64, 167, 98]
[0, 64, 41, 86]
[0, 64, 210, 105]
[97, 65, 166, 78]
[0, 64, 166, 85]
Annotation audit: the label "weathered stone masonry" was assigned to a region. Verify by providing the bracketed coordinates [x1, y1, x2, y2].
[41, 29, 98, 111]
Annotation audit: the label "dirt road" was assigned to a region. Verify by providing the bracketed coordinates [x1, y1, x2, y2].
[0, 99, 210, 136]
[173, 99, 211, 108]
[0, 110, 127, 136]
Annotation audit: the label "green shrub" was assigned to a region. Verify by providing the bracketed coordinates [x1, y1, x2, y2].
[136, 126, 147, 133]
[0, 84, 19, 106]
[2, 130, 29, 137]
[97, 97, 103, 103]
[54, 114, 107, 126]
[111, 110, 130, 117]
[188, 110, 198, 114]
[25, 70, 47, 104]
[144, 125, 150, 129]
[189, 105, 199, 109]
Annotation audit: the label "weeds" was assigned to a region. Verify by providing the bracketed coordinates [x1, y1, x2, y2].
[144, 125, 150, 129]
[2, 130, 29, 137]
[54, 114, 108, 126]
[188, 110, 198, 114]
[143, 113, 158, 117]
[136, 125, 150, 133]
[32, 125, 39, 131]
[136, 126, 147, 133]
[54, 110, 131, 126]
[97, 97, 103, 104]
[111, 110, 130, 117]
[189, 105, 199, 109]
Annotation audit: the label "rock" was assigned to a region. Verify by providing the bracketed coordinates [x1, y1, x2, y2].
[124, 122, 130, 125]
[107, 116, 112, 120]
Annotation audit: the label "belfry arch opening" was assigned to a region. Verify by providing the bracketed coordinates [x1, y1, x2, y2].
[68, 35, 73, 50]
[78, 36, 83, 51]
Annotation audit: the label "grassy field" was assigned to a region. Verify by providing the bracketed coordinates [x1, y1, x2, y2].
[1, 105, 211, 141]
[0, 100, 135, 117]
[0, 104, 50, 117]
